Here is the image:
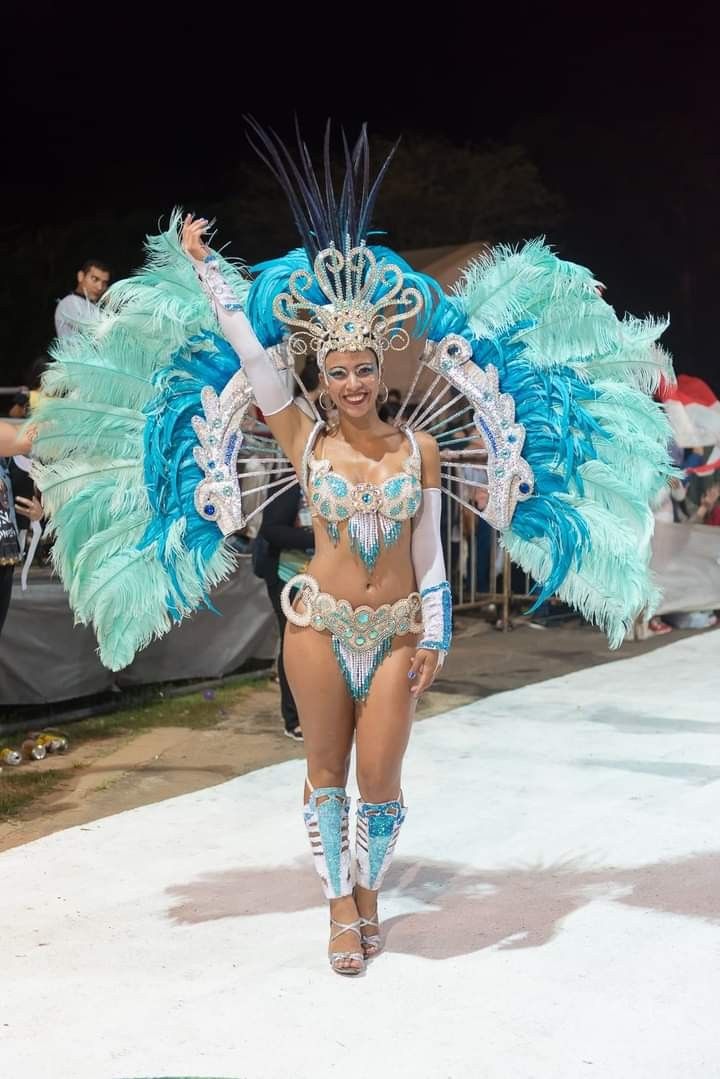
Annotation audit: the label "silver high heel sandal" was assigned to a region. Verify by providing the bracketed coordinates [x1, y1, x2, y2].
[358, 912, 382, 958]
[355, 792, 408, 959]
[302, 777, 365, 976]
[328, 918, 365, 977]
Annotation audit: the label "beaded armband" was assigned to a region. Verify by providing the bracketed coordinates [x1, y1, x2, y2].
[195, 255, 245, 313]
[418, 580, 452, 659]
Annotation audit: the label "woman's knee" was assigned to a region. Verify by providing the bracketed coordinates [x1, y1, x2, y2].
[355, 763, 402, 804]
[306, 750, 352, 793]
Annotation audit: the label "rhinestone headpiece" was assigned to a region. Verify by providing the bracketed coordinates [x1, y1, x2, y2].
[272, 240, 424, 372]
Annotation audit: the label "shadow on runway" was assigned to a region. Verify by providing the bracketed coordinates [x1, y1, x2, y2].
[164, 850, 720, 960]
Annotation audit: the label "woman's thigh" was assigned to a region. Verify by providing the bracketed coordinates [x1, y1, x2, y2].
[283, 622, 356, 783]
[354, 638, 417, 802]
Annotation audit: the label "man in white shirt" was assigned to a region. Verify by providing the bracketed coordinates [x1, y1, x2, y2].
[54, 259, 111, 337]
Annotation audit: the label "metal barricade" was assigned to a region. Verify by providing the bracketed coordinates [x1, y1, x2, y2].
[443, 490, 534, 627]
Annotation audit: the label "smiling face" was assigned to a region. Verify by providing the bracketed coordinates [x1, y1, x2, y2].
[323, 349, 381, 419]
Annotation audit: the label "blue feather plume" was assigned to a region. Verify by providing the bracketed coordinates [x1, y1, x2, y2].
[429, 240, 675, 646]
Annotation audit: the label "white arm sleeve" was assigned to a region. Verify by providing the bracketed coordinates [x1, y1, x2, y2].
[411, 487, 452, 658]
[192, 255, 293, 417]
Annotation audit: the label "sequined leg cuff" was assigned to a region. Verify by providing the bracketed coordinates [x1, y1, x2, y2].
[356, 797, 407, 891]
[303, 787, 353, 899]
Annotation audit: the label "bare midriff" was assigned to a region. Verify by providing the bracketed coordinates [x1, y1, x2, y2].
[303, 522, 417, 608]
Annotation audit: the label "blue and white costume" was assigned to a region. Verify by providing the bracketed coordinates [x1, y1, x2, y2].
[31, 122, 674, 970]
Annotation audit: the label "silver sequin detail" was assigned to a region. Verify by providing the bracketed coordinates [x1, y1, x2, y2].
[280, 574, 423, 699]
[425, 335, 534, 529]
[192, 346, 294, 535]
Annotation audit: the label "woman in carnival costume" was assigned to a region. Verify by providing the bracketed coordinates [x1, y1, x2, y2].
[31, 122, 674, 976]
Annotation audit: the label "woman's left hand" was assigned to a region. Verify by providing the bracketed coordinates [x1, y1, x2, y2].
[15, 495, 43, 522]
[408, 648, 441, 697]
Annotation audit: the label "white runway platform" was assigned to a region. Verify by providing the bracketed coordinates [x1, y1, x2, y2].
[2, 631, 719, 1079]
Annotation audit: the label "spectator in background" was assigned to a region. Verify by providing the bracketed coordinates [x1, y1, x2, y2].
[232, 413, 272, 550]
[645, 452, 720, 635]
[54, 259, 111, 337]
[686, 482, 720, 525]
[26, 355, 52, 411]
[8, 356, 53, 418]
[9, 356, 53, 420]
[257, 481, 315, 741]
[659, 476, 720, 631]
[652, 477, 687, 525]
[250, 358, 321, 738]
[0, 422, 42, 639]
[8, 388, 29, 420]
[703, 489, 720, 526]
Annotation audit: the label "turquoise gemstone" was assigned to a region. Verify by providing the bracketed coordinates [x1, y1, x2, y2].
[357, 612, 370, 624]
[356, 636, 365, 645]
[384, 477, 405, 499]
[327, 475, 348, 496]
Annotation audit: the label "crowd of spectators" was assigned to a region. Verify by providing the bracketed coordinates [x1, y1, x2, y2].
[647, 442, 720, 634]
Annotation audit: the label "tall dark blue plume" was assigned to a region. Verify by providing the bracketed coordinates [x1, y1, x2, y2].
[244, 116, 399, 262]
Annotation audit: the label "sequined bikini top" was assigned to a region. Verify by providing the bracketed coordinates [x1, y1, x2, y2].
[302, 422, 423, 571]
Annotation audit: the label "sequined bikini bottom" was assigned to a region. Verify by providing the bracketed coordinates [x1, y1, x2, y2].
[281, 573, 422, 701]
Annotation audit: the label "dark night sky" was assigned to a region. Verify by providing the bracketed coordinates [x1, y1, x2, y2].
[2, 6, 718, 387]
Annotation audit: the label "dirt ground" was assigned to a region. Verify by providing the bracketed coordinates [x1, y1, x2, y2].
[0, 615, 697, 854]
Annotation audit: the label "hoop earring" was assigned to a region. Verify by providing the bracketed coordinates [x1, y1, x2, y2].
[319, 390, 334, 413]
[377, 383, 389, 405]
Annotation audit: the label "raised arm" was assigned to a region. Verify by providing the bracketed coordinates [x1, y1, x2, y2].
[182, 215, 313, 468]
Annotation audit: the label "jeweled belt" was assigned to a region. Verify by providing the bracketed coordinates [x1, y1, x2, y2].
[280, 573, 423, 700]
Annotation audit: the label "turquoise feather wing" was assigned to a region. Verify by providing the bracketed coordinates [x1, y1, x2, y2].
[426, 239, 675, 646]
[32, 212, 250, 670]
